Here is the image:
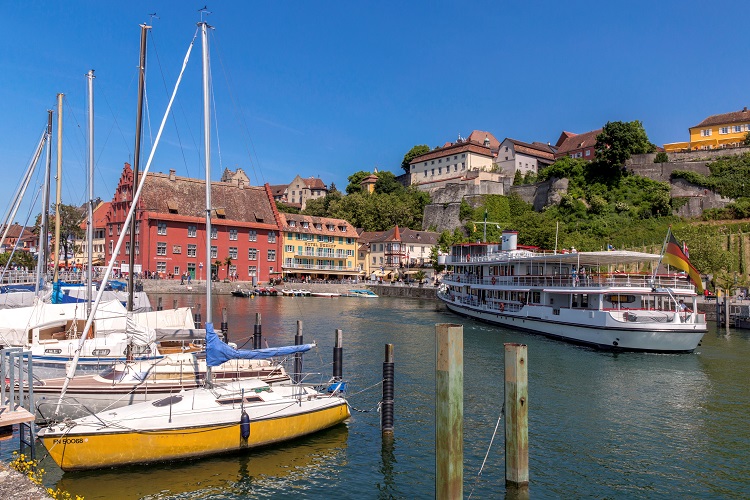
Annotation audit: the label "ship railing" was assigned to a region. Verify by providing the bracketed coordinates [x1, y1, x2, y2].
[443, 273, 696, 292]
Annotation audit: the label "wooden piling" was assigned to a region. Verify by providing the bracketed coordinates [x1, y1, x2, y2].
[193, 303, 201, 329]
[505, 343, 529, 489]
[381, 343, 394, 435]
[253, 313, 262, 349]
[293, 320, 303, 384]
[333, 329, 343, 380]
[435, 324, 463, 500]
[725, 291, 730, 334]
[221, 307, 228, 341]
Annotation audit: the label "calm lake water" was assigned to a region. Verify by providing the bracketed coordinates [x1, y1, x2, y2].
[2, 294, 749, 499]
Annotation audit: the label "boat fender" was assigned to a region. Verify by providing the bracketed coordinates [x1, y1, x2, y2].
[491, 277, 496, 285]
[240, 410, 250, 440]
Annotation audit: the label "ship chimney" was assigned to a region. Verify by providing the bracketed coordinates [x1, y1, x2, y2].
[501, 230, 518, 251]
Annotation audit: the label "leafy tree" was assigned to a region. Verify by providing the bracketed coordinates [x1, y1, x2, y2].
[654, 151, 669, 163]
[0, 251, 35, 270]
[522, 171, 538, 184]
[345, 171, 371, 195]
[513, 169, 523, 185]
[594, 120, 656, 178]
[429, 246, 444, 273]
[401, 144, 430, 174]
[413, 269, 426, 284]
[47, 204, 85, 267]
[223, 256, 233, 279]
[374, 171, 403, 195]
[745, 132, 750, 146]
[275, 201, 300, 214]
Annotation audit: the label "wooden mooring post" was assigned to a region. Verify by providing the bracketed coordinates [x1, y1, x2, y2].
[436, 324, 463, 500]
[381, 344, 394, 435]
[293, 320, 303, 384]
[333, 329, 343, 380]
[505, 343, 529, 490]
[193, 303, 201, 329]
[221, 307, 228, 342]
[253, 313, 262, 349]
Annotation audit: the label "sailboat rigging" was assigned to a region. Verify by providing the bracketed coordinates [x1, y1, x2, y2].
[40, 20, 350, 470]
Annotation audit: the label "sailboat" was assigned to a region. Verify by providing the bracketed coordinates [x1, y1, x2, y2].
[39, 21, 350, 470]
[0, 81, 195, 377]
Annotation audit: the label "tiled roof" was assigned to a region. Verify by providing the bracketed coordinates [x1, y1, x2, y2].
[466, 130, 500, 151]
[302, 177, 327, 190]
[505, 138, 556, 161]
[555, 131, 577, 148]
[136, 172, 277, 225]
[280, 213, 358, 238]
[410, 141, 493, 165]
[79, 201, 112, 230]
[555, 129, 602, 155]
[269, 185, 287, 197]
[693, 107, 750, 128]
[0, 223, 25, 238]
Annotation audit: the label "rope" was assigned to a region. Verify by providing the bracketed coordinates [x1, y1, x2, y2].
[467, 402, 505, 500]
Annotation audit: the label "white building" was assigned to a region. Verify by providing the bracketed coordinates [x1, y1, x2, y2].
[409, 131, 500, 191]
[495, 138, 556, 179]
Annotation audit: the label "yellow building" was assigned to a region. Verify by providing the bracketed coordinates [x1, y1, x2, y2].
[279, 213, 360, 281]
[664, 107, 750, 152]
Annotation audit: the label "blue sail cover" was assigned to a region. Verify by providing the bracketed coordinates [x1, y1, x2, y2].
[205, 322, 315, 367]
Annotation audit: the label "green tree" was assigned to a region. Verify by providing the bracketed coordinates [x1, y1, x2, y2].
[513, 169, 523, 185]
[744, 132, 750, 146]
[413, 269, 426, 285]
[374, 171, 403, 195]
[595, 120, 656, 171]
[654, 151, 669, 163]
[48, 204, 85, 267]
[401, 144, 430, 174]
[345, 171, 371, 195]
[275, 201, 300, 214]
[224, 256, 233, 280]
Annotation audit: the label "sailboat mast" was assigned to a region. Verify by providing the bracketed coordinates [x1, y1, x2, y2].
[201, 21, 212, 326]
[35, 110, 54, 295]
[86, 70, 95, 314]
[128, 24, 150, 312]
[53, 93, 63, 284]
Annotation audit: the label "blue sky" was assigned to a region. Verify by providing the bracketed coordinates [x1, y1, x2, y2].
[2, 2, 748, 223]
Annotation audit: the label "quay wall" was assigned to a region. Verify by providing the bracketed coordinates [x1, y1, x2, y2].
[140, 279, 439, 300]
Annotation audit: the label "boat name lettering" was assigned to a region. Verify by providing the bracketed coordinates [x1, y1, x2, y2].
[52, 438, 84, 445]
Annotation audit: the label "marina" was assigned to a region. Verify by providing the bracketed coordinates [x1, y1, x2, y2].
[1, 294, 749, 497]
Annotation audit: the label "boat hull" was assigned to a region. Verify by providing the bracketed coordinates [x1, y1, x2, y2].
[40, 398, 350, 471]
[441, 298, 705, 353]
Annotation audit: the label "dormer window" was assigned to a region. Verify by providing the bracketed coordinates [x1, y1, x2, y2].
[314, 223, 322, 230]
[302, 221, 309, 228]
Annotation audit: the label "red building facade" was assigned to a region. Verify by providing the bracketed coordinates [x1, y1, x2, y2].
[104, 163, 282, 283]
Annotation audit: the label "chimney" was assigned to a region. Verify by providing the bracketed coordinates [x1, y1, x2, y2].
[744, 107, 748, 112]
[169, 169, 176, 181]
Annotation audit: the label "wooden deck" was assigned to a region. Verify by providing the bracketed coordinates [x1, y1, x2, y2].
[0, 404, 35, 427]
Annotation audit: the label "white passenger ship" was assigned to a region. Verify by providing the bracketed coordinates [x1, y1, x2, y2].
[437, 231, 707, 352]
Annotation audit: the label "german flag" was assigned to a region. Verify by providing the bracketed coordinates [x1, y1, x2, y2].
[663, 230, 703, 294]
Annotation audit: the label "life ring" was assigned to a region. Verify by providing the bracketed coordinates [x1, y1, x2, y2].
[466, 255, 471, 262]
[491, 277, 496, 285]
[499, 302, 505, 312]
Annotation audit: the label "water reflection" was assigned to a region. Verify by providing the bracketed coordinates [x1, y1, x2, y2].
[50, 425, 349, 499]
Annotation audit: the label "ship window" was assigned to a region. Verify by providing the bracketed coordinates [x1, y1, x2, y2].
[605, 294, 636, 304]
[92, 349, 111, 356]
[152, 395, 184, 407]
[44, 349, 62, 354]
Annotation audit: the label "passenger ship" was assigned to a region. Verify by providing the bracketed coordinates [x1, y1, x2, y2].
[437, 231, 707, 352]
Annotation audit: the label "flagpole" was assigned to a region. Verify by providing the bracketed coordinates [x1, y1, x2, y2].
[651, 226, 672, 288]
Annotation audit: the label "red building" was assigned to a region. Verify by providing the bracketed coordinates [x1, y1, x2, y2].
[554, 129, 601, 160]
[104, 163, 282, 283]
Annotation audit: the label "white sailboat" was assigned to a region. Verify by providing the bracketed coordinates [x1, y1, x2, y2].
[39, 21, 349, 470]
